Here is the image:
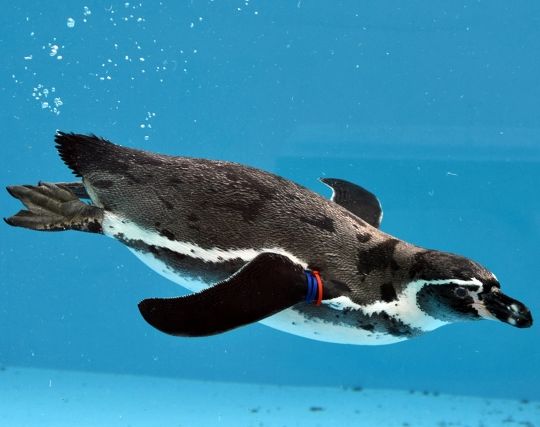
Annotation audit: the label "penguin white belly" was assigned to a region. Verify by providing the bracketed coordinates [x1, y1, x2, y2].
[258, 308, 407, 345]
[103, 212, 409, 345]
[127, 246, 406, 345]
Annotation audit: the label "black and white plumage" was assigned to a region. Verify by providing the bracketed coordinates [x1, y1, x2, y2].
[5, 132, 533, 345]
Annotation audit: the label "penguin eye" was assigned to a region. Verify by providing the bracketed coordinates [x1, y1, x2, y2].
[454, 287, 468, 298]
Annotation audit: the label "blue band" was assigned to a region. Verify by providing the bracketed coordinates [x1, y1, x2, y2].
[309, 272, 317, 302]
[305, 271, 316, 303]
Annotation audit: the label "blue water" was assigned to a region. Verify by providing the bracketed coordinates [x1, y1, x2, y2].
[1, 0, 539, 419]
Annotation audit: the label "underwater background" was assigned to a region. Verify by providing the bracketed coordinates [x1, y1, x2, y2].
[1, 1, 539, 426]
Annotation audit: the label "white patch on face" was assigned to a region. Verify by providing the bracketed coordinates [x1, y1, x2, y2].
[102, 212, 308, 267]
[324, 278, 484, 332]
[467, 281, 497, 320]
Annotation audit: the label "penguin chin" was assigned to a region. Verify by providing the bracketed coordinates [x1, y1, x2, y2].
[480, 289, 533, 328]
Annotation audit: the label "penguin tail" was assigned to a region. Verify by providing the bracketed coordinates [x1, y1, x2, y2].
[54, 131, 116, 178]
[5, 182, 103, 233]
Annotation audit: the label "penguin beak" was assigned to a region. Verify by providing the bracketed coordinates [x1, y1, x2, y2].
[482, 289, 533, 328]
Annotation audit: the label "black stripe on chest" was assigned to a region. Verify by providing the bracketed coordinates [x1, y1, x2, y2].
[117, 234, 246, 283]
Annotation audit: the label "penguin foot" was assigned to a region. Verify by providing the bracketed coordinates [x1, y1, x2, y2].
[5, 182, 103, 233]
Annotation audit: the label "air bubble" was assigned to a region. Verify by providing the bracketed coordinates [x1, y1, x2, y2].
[67, 17, 75, 28]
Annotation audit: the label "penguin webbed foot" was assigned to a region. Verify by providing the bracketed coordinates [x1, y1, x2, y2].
[5, 182, 101, 233]
[138, 253, 308, 337]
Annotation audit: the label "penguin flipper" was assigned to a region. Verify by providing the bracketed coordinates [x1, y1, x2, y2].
[138, 253, 307, 337]
[320, 178, 382, 228]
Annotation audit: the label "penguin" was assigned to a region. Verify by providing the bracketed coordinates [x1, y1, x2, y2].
[5, 132, 533, 345]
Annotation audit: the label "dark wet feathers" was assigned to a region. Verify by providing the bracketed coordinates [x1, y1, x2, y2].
[54, 132, 408, 305]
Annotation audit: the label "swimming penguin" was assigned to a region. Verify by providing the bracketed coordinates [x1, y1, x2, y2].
[5, 132, 533, 345]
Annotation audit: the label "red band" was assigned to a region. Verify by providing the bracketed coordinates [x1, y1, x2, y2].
[312, 270, 323, 306]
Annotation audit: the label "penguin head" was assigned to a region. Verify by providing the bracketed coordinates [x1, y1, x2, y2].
[411, 250, 532, 328]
